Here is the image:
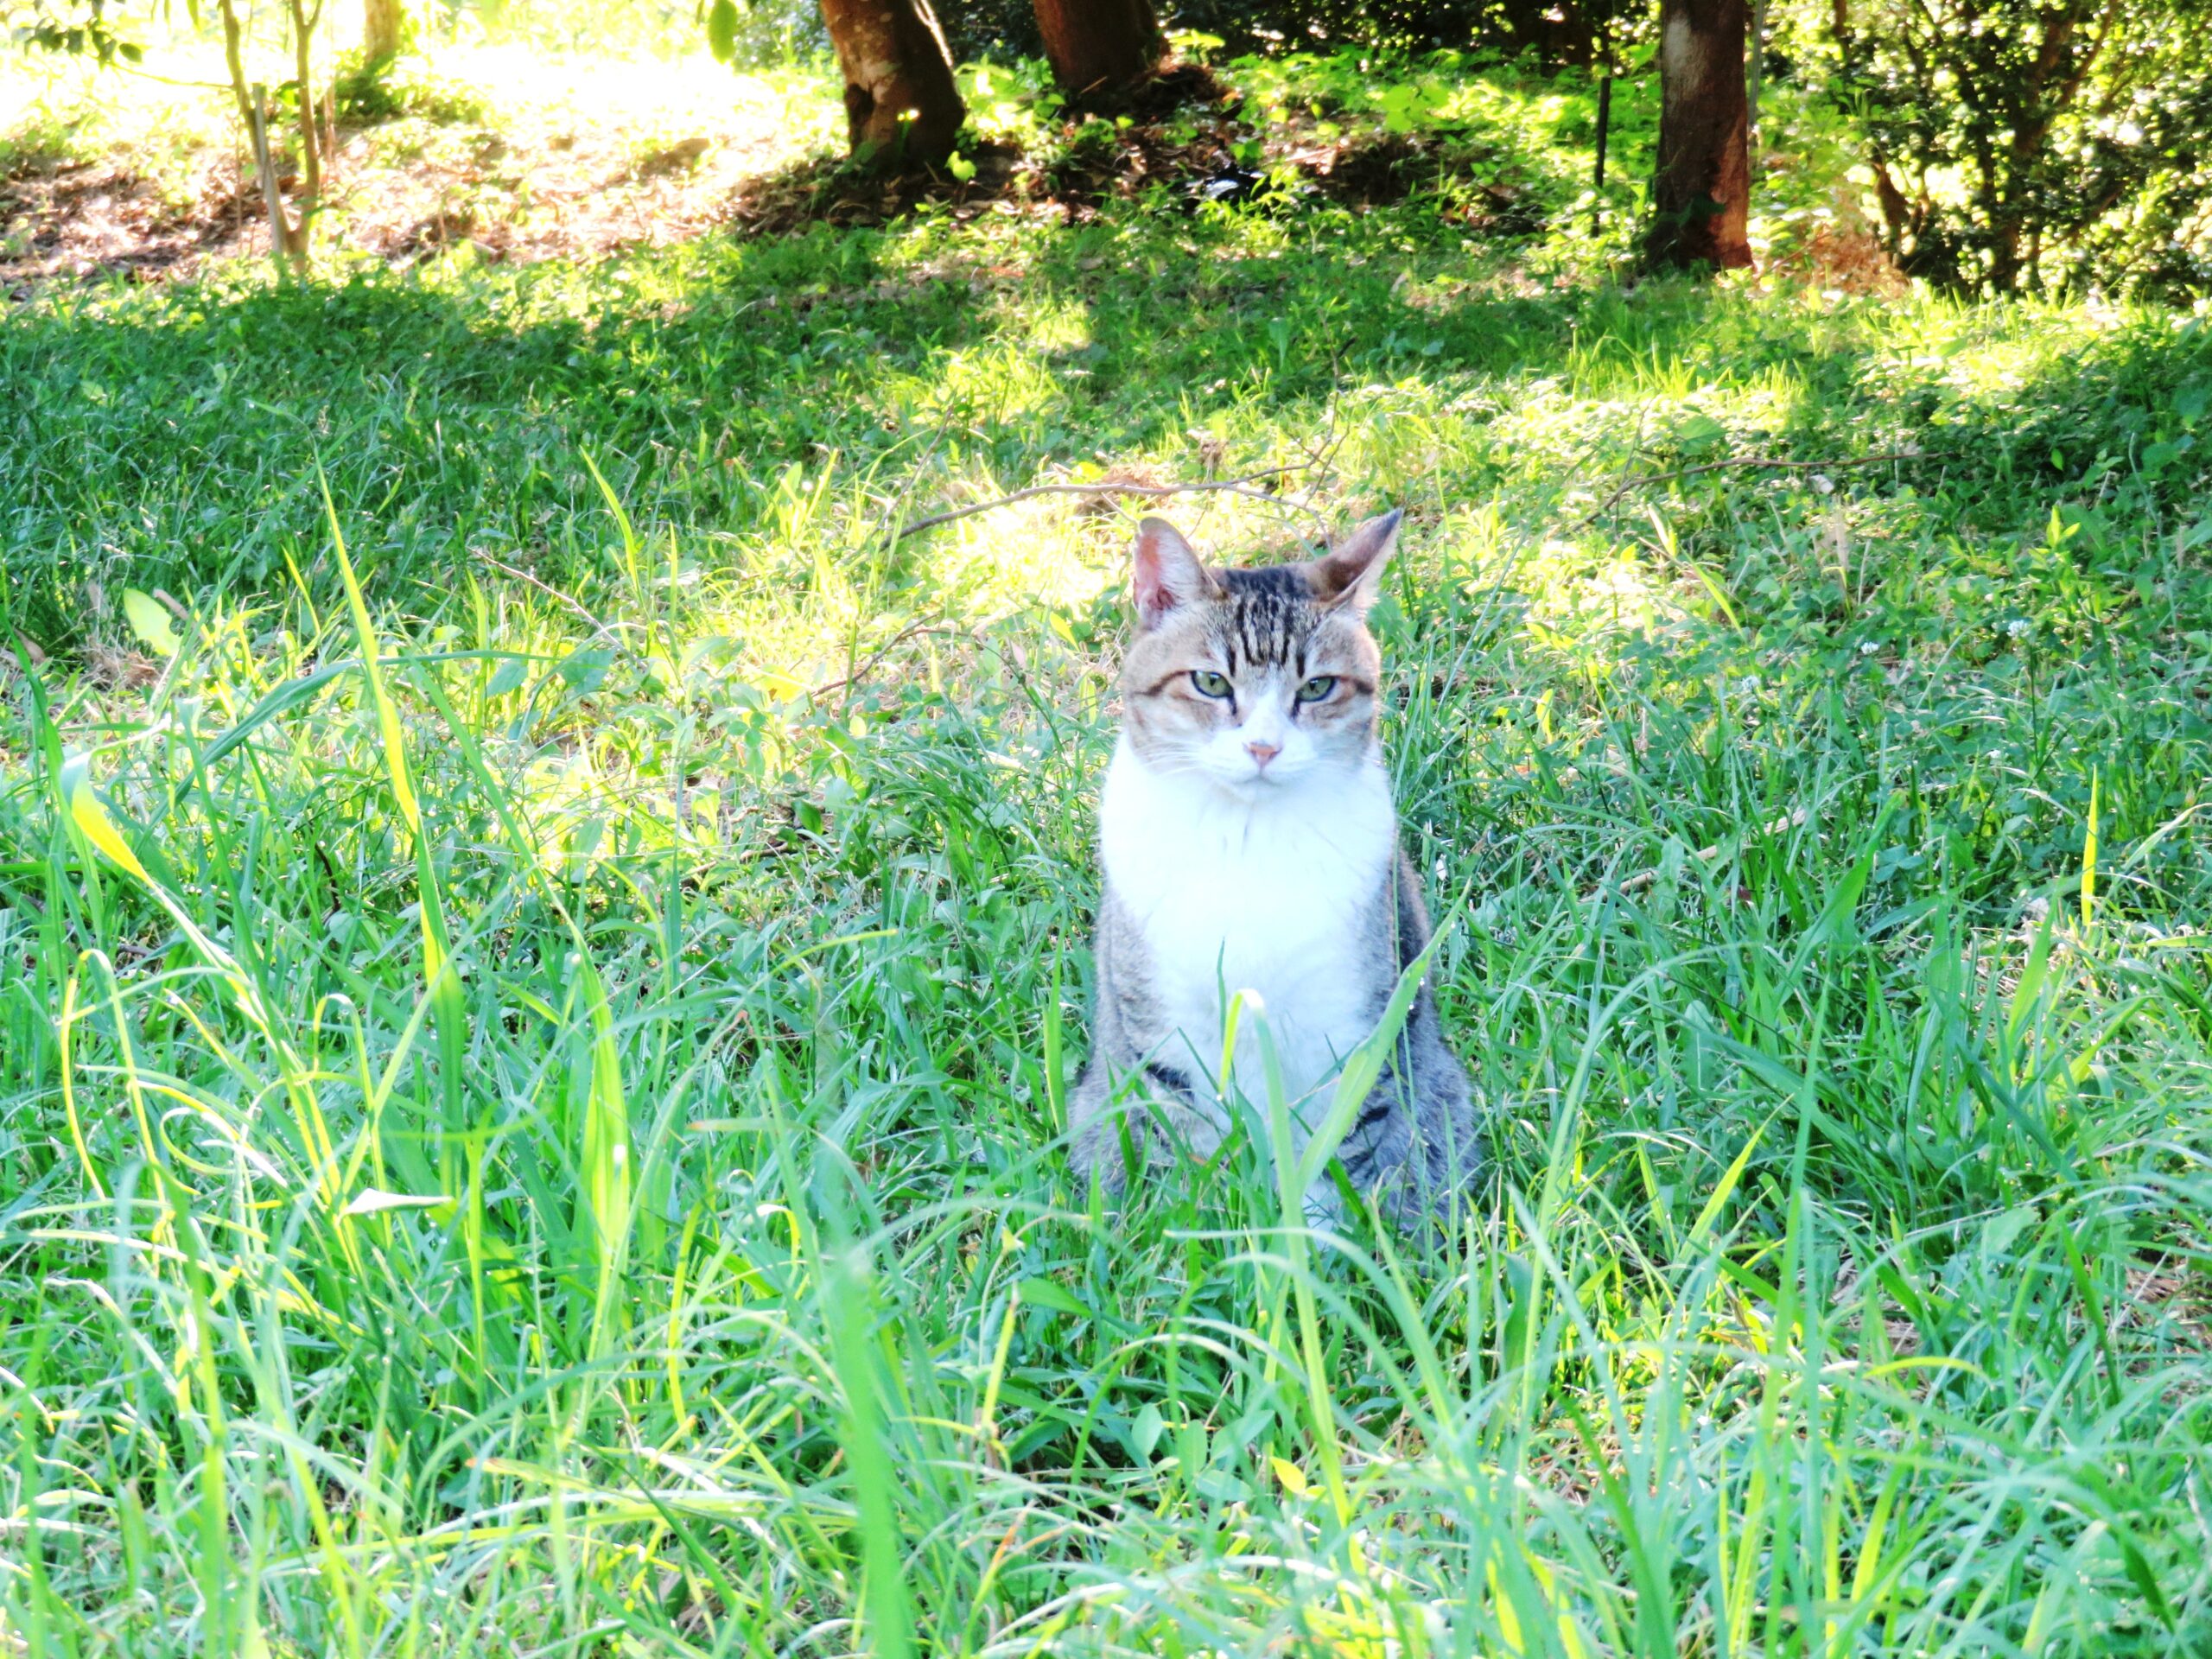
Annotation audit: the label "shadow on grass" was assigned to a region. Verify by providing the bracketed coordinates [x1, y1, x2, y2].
[3, 195, 2207, 652]
[0, 214, 1592, 639]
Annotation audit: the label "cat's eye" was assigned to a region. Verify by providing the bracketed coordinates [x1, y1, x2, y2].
[1295, 676, 1338, 704]
[1191, 670, 1234, 698]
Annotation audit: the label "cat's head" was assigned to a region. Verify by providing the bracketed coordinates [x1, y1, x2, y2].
[1117, 511, 1402, 793]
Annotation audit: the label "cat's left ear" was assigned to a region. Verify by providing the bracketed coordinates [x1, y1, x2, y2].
[1311, 509, 1404, 612]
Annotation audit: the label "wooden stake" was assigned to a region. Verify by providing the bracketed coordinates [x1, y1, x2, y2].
[248, 84, 291, 278]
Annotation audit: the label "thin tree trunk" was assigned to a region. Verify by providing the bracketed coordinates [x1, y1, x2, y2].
[1591, 0, 1613, 233]
[817, 0, 964, 168]
[288, 0, 324, 261]
[216, 0, 257, 134]
[363, 0, 402, 60]
[1646, 0, 1753, 271]
[1032, 0, 1165, 105]
[222, 0, 308, 274]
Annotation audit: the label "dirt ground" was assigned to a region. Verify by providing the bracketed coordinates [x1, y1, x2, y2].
[1, 48, 828, 294]
[2, 45, 1553, 297]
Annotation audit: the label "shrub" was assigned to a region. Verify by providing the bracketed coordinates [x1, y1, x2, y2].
[1827, 0, 2212, 296]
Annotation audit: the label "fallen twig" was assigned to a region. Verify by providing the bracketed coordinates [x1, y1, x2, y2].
[1573, 451, 1944, 531]
[1615, 807, 1811, 895]
[892, 468, 1328, 541]
[809, 619, 960, 705]
[474, 551, 636, 654]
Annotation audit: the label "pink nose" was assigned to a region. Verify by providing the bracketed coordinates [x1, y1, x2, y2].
[1246, 741, 1281, 767]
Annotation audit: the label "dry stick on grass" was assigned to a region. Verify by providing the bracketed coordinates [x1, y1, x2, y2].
[474, 552, 637, 655]
[1573, 451, 1945, 531]
[809, 619, 962, 705]
[892, 468, 1329, 542]
[1613, 806, 1812, 895]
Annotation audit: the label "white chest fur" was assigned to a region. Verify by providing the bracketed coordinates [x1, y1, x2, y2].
[1099, 737, 1397, 1110]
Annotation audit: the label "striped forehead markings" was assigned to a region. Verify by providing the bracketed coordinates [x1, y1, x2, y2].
[1215, 573, 1316, 671]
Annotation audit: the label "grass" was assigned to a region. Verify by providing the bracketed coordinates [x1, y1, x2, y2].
[4, 37, 2212, 1658]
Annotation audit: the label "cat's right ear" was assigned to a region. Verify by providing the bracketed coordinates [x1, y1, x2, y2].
[1131, 518, 1220, 629]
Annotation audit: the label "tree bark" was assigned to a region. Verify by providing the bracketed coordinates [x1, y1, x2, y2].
[1032, 0, 1166, 105]
[1644, 0, 1754, 272]
[363, 0, 403, 61]
[817, 0, 964, 168]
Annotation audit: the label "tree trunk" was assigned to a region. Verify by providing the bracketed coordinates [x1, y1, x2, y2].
[1032, 0, 1166, 105]
[817, 0, 964, 169]
[1644, 0, 1754, 272]
[363, 0, 403, 60]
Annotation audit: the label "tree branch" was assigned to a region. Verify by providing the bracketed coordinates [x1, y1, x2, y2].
[891, 468, 1329, 541]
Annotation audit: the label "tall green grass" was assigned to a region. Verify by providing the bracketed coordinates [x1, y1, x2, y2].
[4, 58, 2212, 1656]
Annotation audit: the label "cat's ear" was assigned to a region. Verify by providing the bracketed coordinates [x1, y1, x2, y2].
[1131, 518, 1222, 629]
[1310, 509, 1404, 613]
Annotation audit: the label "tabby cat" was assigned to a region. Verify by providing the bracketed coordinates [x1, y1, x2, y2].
[1070, 511, 1480, 1224]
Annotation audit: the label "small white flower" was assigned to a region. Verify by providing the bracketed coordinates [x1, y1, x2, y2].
[1859, 640, 1880, 656]
[1812, 474, 1836, 494]
[2005, 618, 2032, 639]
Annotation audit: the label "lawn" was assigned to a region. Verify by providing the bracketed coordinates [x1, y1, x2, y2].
[3, 31, 2212, 1657]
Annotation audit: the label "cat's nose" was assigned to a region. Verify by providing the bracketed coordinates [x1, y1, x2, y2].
[1245, 741, 1281, 767]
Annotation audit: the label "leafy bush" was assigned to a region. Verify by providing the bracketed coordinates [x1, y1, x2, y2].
[938, 0, 1605, 65]
[1826, 0, 2212, 296]
[330, 48, 496, 125]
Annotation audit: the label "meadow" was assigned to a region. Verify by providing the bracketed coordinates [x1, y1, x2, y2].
[3, 31, 2212, 1656]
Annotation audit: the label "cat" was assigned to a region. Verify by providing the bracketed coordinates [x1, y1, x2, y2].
[1070, 509, 1481, 1226]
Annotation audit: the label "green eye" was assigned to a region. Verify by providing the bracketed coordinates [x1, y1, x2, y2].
[1191, 670, 1233, 698]
[1296, 676, 1338, 704]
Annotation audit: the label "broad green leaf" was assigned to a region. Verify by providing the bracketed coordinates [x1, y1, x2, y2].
[1674, 412, 1728, 454]
[1014, 1276, 1090, 1319]
[556, 646, 613, 695]
[705, 0, 739, 61]
[122, 588, 180, 656]
[486, 654, 530, 696]
[1131, 1402, 1165, 1458]
[61, 752, 154, 884]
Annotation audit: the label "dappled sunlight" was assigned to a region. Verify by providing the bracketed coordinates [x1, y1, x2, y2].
[1523, 538, 1681, 647]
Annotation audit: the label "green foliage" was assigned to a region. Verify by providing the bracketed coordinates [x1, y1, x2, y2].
[329, 48, 495, 125]
[1826, 0, 2212, 296]
[4, 0, 139, 62]
[5, 48, 2212, 1659]
[703, 0, 739, 63]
